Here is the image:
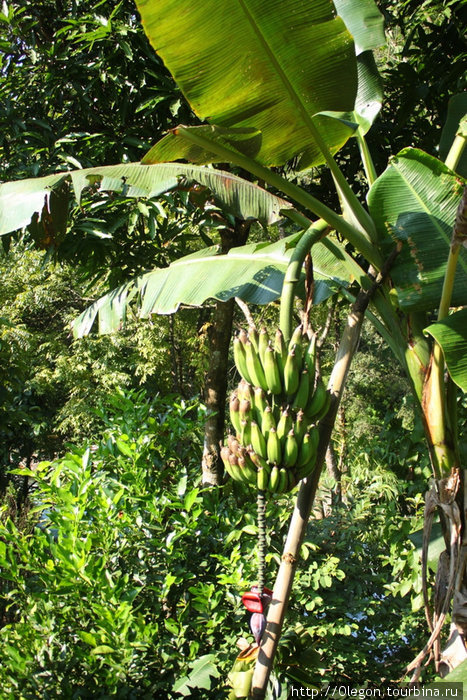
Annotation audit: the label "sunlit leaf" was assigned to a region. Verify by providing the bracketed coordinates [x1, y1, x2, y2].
[332, 0, 385, 55]
[72, 234, 350, 337]
[424, 309, 467, 392]
[173, 654, 220, 696]
[368, 148, 467, 311]
[0, 162, 291, 237]
[136, 0, 358, 167]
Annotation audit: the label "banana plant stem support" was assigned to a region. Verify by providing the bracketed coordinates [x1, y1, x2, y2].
[251, 254, 400, 698]
[422, 186, 467, 476]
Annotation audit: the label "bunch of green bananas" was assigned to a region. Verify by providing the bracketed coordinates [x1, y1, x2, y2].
[221, 325, 331, 494]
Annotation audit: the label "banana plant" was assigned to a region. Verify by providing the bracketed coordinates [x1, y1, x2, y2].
[0, 0, 466, 696]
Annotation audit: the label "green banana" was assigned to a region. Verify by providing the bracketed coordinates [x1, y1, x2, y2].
[308, 426, 320, 455]
[292, 369, 310, 411]
[288, 325, 303, 353]
[238, 453, 257, 484]
[250, 421, 267, 460]
[223, 460, 243, 482]
[277, 467, 289, 494]
[283, 346, 300, 396]
[244, 340, 268, 391]
[233, 336, 252, 385]
[240, 419, 252, 448]
[304, 334, 317, 388]
[239, 398, 252, 418]
[296, 454, 317, 480]
[263, 343, 282, 395]
[284, 429, 299, 468]
[252, 386, 268, 424]
[248, 327, 259, 353]
[313, 389, 331, 421]
[305, 377, 327, 418]
[294, 409, 306, 445]
[228, 451, 249, 483]
[296, 431, 317, 468]
[229, 395, 242, 435]
[266, 427, 282, 465]
[258, 327, 270, 365]
[276, 408, 293, 446]
[257, 464, 269, 491]
[261, 405, 276, 441]
[274, 329, 287, 381]
[269, 465, 280, 493]
[249, 451, 269, 471]
[271, 395, 281, 424]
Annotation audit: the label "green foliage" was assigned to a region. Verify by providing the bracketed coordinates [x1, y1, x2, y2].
[0, 246, 204, 473]
[0, 0, 192, 180]
[0, 390, 430, 695]
[376, 0, 466, 160]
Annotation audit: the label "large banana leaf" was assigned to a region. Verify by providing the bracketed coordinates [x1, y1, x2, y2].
[424, 309, 467, 393]
[0, 163, 292, 237]
[332, 0, 385, 55]
[72, 234, 351, 337]
[136, 0, 358, 168]
[368, 149, 467, 312]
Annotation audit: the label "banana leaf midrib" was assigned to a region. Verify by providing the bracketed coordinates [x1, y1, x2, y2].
[233, 0, 322, 138]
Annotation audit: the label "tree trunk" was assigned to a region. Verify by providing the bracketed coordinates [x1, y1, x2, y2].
[202, 297, 236, 485]
[201, 219, 251, 485]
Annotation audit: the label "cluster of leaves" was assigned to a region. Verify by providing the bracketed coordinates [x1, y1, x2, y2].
[0, 0, 193, 180]
[0, 0, 223, 287]
[377, 0, 467, 158]
[0, 245, 206, 482]
[0, 389, 430, 696]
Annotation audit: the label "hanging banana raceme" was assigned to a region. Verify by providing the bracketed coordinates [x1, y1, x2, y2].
[221, 325, 331, 495]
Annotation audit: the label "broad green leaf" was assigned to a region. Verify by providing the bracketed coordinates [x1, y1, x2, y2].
[332, 0, 385, 55]
[409, 521, 445, 573]
[173, 654, 220, 696]
[368, 148, 467, 311]
[0, 172, 66, 236]
[301, 0, 384, 138]
[76, 631, 97, 647]
[424, 309, 467, 393]
[136, 0, 358, 167]
[72, 235, 349, 337]
[316, 236, 370, 289]
[439, 93, 467, 178]
[90, 645, 115, 655]
[0, 162, 291, 236]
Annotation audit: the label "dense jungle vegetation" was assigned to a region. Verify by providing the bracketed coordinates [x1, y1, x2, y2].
[0, 0, 466, 697]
